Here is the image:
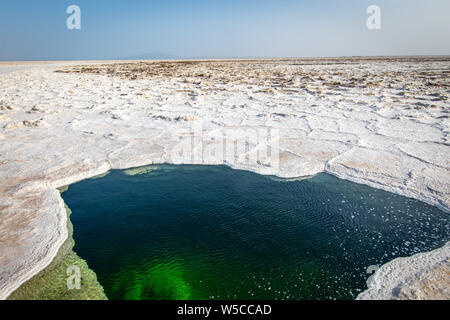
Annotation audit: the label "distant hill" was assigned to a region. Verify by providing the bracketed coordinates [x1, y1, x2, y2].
[120, 52, 178, 60]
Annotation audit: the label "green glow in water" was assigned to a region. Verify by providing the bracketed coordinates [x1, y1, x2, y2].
[111, 261, 191, 300]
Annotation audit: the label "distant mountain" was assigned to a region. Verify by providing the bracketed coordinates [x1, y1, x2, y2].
[120, 52, 178, 60]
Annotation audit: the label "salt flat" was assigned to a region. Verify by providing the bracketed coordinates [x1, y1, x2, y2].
[0, 57, 449, 299]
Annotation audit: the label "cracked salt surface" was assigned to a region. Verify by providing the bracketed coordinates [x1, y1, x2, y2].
[0, 57, 449, 299]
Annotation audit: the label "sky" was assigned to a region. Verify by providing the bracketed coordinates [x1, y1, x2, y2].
[0, 0, 449, 60]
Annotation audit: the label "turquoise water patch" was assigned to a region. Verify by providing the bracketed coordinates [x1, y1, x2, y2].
[63, 165, 449, 300]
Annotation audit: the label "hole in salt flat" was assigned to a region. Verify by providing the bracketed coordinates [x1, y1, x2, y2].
[62, 165, 449, 300]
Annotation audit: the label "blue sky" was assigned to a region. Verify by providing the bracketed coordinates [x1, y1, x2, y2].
[0, 0, 449, 60]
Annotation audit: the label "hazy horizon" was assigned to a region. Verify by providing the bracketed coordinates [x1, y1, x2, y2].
[3, 54, 450, 63]
[1, 0, 449, 61]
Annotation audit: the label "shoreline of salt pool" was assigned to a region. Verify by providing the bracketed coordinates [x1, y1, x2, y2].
[7, 201, 107, 300]
[7, 164, 449, 300]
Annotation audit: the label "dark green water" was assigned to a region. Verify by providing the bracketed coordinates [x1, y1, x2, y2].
[63, 165, 449, 300]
